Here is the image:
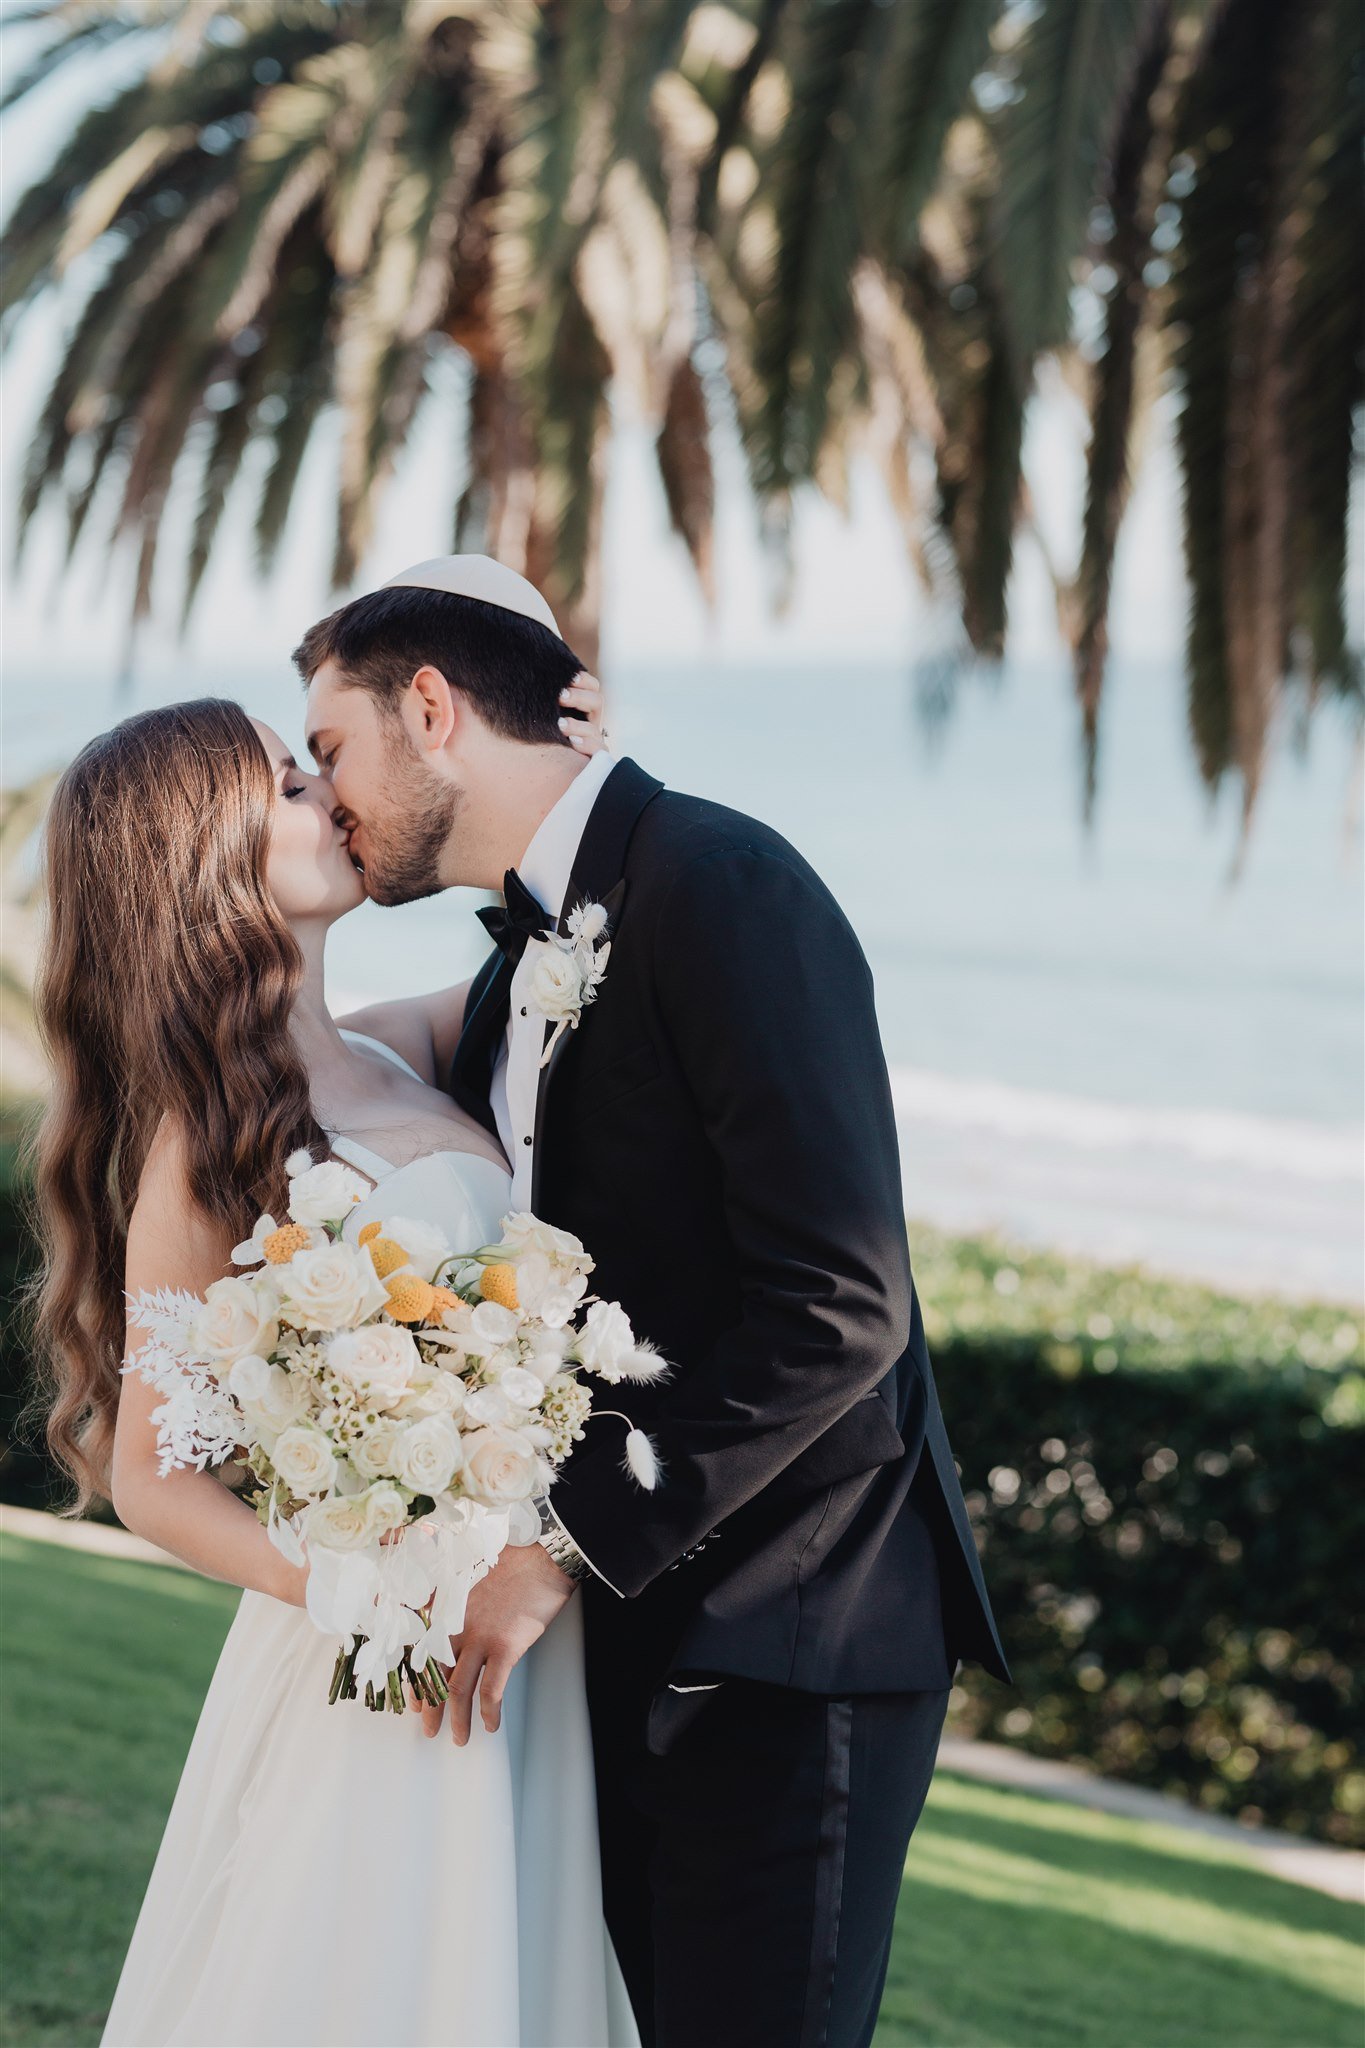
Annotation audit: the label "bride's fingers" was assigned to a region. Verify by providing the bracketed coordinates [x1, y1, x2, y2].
[558, 678, 602, 717]
[479, 1655, 513, 1735]
[447, 1648, 483, 1747]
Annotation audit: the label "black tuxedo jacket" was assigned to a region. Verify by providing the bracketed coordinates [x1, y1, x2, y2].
[450, 759, 1010, 1697]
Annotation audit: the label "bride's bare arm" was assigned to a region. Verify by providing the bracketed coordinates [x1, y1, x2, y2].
[110, 1118, 309, 1608]
[334, 975, 474, 1087]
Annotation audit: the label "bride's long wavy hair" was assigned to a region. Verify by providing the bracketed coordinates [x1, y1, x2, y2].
[22, 698, 329, 1516]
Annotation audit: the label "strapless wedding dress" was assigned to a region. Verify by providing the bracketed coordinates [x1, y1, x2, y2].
[100, 1031, 639, 2048]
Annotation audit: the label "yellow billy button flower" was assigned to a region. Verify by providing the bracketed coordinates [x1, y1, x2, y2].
[365, 1237, 411, 1281]
[479, 1264, 520, 1312]
[357, 1221, 383, 1248]
[262, 1222, 313, 1264]
[428, 1286, 462, 1320]
[385, 1274, 436, 1323]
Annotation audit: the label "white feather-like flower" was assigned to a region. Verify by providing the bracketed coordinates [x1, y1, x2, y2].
[623, 1428, 661, 1491]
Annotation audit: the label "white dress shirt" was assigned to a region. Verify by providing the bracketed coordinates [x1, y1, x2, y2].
[486, 748, 627, 1597]
[488, 747, 618, 1211]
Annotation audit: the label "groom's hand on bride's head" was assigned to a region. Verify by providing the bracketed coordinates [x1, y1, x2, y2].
[417, 1541, 576, 1744]
[558, 671, 610, 754]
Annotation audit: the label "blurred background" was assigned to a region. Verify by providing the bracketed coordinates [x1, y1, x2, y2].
[2, 4, 1362, 2044]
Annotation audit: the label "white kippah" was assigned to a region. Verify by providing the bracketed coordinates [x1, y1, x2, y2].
[378, 553, 561, 637]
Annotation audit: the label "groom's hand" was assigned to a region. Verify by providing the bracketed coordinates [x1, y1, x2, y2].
[420, 1541, 576, 1744]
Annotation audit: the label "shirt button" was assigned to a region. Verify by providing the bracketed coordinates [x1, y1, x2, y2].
[520, 1006, 528, 1016]
[523, 1136, 532, 1147]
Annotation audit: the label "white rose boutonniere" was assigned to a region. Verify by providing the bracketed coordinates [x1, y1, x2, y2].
[525, 898, 612, 1066]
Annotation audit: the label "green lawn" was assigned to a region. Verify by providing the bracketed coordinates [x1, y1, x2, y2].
[1, 1532, 1360, 2048]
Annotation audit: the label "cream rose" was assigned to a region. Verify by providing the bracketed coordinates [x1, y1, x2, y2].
[279, 1243, 389, 1332]
[304, 1494, 377, 1550]
[349, 1417, 404, 1480]
[325, 1324, 419, 1407]
[461, 1426, 540, 1505]
[191, 1276, 279, 1369]
[271, 1424, 337, 1498]
[362, 1482, 407, 1535]
[286, 1158, 371, 1228]
[391, 1415, 463, 1496]
[407, 1366, 466, 1420]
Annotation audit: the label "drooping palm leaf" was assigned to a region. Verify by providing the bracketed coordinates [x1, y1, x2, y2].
[991, 0, 1155, 384]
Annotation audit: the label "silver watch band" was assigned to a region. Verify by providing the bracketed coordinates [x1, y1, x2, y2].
[538, 1519, 592, 1582]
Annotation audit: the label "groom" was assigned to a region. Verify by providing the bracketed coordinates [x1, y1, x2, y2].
[294, 555, 1011, 2048]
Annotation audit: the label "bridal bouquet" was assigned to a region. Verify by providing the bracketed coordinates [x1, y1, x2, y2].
[121, 1150, 667, 1713]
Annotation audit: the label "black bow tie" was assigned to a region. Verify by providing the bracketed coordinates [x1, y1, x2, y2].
[477, 867, 555, 964]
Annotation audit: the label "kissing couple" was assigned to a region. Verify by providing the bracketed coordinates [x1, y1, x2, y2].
[30, 552, 1010, 2048]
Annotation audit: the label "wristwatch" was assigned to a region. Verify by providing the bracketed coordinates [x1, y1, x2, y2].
[538, 1518, 592, 1582]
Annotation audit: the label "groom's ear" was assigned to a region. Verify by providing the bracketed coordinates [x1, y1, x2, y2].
[406, 663, 461, 754]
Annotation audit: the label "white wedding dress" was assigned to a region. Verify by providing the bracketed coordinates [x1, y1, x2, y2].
[100, 1031, 640, 2048]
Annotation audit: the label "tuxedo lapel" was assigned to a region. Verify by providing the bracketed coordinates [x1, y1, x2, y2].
[529, 759, 662, 1211]
[447, 946, 514, 1136]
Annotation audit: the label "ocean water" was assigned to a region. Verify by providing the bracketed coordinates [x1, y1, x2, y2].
[5, 655, 1362, 1300]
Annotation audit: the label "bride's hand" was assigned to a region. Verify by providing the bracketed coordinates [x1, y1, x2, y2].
[558, 669, 611, 753]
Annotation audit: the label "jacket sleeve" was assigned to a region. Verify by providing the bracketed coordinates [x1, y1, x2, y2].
[547, 843, 915, 1597]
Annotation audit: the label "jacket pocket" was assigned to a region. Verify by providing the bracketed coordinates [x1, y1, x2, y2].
[767, 1389, 905, 1500]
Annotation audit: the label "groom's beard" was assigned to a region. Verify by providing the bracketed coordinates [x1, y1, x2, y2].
[358, 775, 462, 906]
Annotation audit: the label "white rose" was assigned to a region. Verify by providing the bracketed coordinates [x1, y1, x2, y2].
[363, 1482, 407, 1534]
[391, 1415, 463, 1496]
[461, 1426, 540, 1505]
[286, 1158, 371, 1228]
[305, 1493, 376, 1550]
[379, 1216, 452, 1284]
[279, 1243, 389, 1331]
[272, 1424, 337, 1497]
[526, 943, 586, 1021]
[325, 1324, 420, 1407]
[573, 1299, 637, 1382]
[498, 1366, 547, 1411]
[227, 1352, 272, 1402]
[408, 1367, 466, 1420]
[191, 1276, 279, 1368]
[349, 1416, 403, 1480]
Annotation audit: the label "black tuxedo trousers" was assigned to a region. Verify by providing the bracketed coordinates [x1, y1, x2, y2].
[587, 1635, 951, 2048]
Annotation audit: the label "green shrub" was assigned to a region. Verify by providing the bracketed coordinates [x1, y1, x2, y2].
[913, 1227, 1364, 1847]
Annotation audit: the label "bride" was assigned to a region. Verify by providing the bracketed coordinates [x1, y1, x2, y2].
[26, 681, 639, 2048]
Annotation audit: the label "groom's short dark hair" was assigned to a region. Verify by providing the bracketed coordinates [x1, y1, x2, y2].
[291, 586, 585, 746]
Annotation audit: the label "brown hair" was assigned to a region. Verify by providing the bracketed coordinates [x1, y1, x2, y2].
[20, 698, 328, 1516]
[291, 584, 584, 746]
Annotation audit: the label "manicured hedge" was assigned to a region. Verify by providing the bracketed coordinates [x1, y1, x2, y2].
[912, 1226, 1364, 1846]
[3, 1107, 1360, 1842]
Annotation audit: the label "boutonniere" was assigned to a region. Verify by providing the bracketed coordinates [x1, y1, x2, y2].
[526, 899, 612, 1066]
